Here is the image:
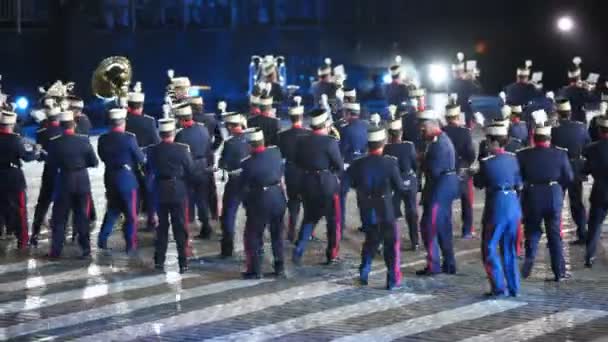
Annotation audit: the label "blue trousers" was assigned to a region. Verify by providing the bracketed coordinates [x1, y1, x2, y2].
[188, 180, 212, 233]
[563, 181, 587, 240]
[481, 201, 520, 295]
[393, 176, 419, 247]
[459, 177, 475, 236]
[586, 201, 608, 262]
[0, 190, 29, 249]
[294, 193, 341, 262]
[420, 175, 458, 273]
[155, 200, 188, 268]
[220, 177, 242, 255]
[521, 185, 565, 279]
[360, 221, 402, 288]
[243, 208, 285, 274]
[98, 187, 139, 252]
[285, 164, 302, 241]
[50, 191, 91, 257]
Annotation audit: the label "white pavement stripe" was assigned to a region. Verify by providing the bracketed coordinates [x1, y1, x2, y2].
[460, 308, 608, 342]
[0, 264, 124, 292]
[0, 272, 196, 315]
[71, 281, 349, 342]
[205, 292, 433, 342]
[0, 259, 52, 275]
[0, 278, 271, 340]
[332, 300, 527, 342]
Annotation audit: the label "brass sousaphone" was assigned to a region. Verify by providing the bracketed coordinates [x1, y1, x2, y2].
[92, 56, 132, 100]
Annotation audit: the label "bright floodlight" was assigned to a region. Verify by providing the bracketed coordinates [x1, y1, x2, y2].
[16, 97, 29, 110]
[429, 64, 448, 85]
[382, 73, 393, 84]
[557, 16, 574, 32]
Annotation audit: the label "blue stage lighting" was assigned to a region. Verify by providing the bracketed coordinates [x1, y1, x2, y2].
[16, 97, 29, 110]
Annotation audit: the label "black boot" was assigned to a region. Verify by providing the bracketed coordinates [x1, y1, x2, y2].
[220, 237, 233, 258]
[273, 260, 286, 278]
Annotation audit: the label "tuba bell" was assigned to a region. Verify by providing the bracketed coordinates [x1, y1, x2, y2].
[92, 56, 132, 100]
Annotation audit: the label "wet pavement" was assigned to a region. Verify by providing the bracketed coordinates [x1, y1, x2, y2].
[0, 135, 608, 341]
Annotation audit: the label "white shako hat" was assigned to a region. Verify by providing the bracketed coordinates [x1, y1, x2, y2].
[173, 104, 193, 117]
[171, 77, 191, 88]
[68, 96, 84, 109]
[158, 118, 176, 132]
[310, 108, 329, 127]
[388, 119, 402, 131]
[410, 88, 426, 98]
[189, 96, 203, 105]
[223, 112, 243, 125]
[258, 96, 273, 107]
[0, 110, 17, 125]
[556, 99, 572, 112]
[343, 87, 357, 98]
[535, 125, 552, 136]
[510, 105, 523, 114]
[246, 127, 264, 142]
[343, 102, 361, 112]
[486, 124, 508, 136]
[47, 106, 61, 117]
[127, 91, 145, 103]
[109, 108, 127, 120]
[516, 60, 533, 76]
[597, 115, 608, 128]
[368, 126, 387, 142]
[59, 110, 74, 122]
[418, 109, 437, 121]
[289, 96, 304, 116]
[445, 104, 461, 117]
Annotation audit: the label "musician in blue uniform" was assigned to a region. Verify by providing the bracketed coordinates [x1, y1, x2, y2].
[47, 111, 99, 258]
[277, 98, 310, 241]
[583, 115, 608, 267]
[508, 105, 529, 146]
[517, 115, 573, 282]
[551, 99, 591, 244]
[384, 118, 419, 250]
[558, 58, 593, 123]
[293, 109, 344, 265]
[449, 54, 481, 128]
[0, 111, 39, 249]
[349, 126, 407, 290]
[338, 102, 369, 231]
[30, 106, 63, 246]
[474, 124, 522, 297]
[174, 104, 213, 239]
[416, 112, 460, 276]
[97, 108, 145, 254]
[218, 112, 250, 257]
[69, 96, 92, 136]
[383, 61, 410, 106]
[443, 103, 476, 238]
[504, 61, 539, 107]
[240, 128, 287, 278]
[247, 95, 280, 147]
[147, 118, 193, 274]
[588, 100, 608, 142]
[478, 122, 523, 160]
[311, 62, 338, 107]
[125, 89, 160, 231]
[190, 96, 223, 221]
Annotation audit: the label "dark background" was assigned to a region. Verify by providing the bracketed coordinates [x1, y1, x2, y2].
[1, 0, 606, 112]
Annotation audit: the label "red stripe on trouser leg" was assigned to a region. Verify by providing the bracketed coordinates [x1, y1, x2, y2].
[428, 204, 439, 270]
[86, 195, 91, 219]
[467, 179, 475, 233]
[516, 220, 523, 256]
[184, 199, 192, 257]
[393, 222, 402, 285]
[331, 194, 341, 259]
[131, 190, 138, 250]
[19, 191, 28, 249]
[482, 224, 497, 290]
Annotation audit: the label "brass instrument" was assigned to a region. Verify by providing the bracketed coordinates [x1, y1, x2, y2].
[92, 56, 132, 100]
